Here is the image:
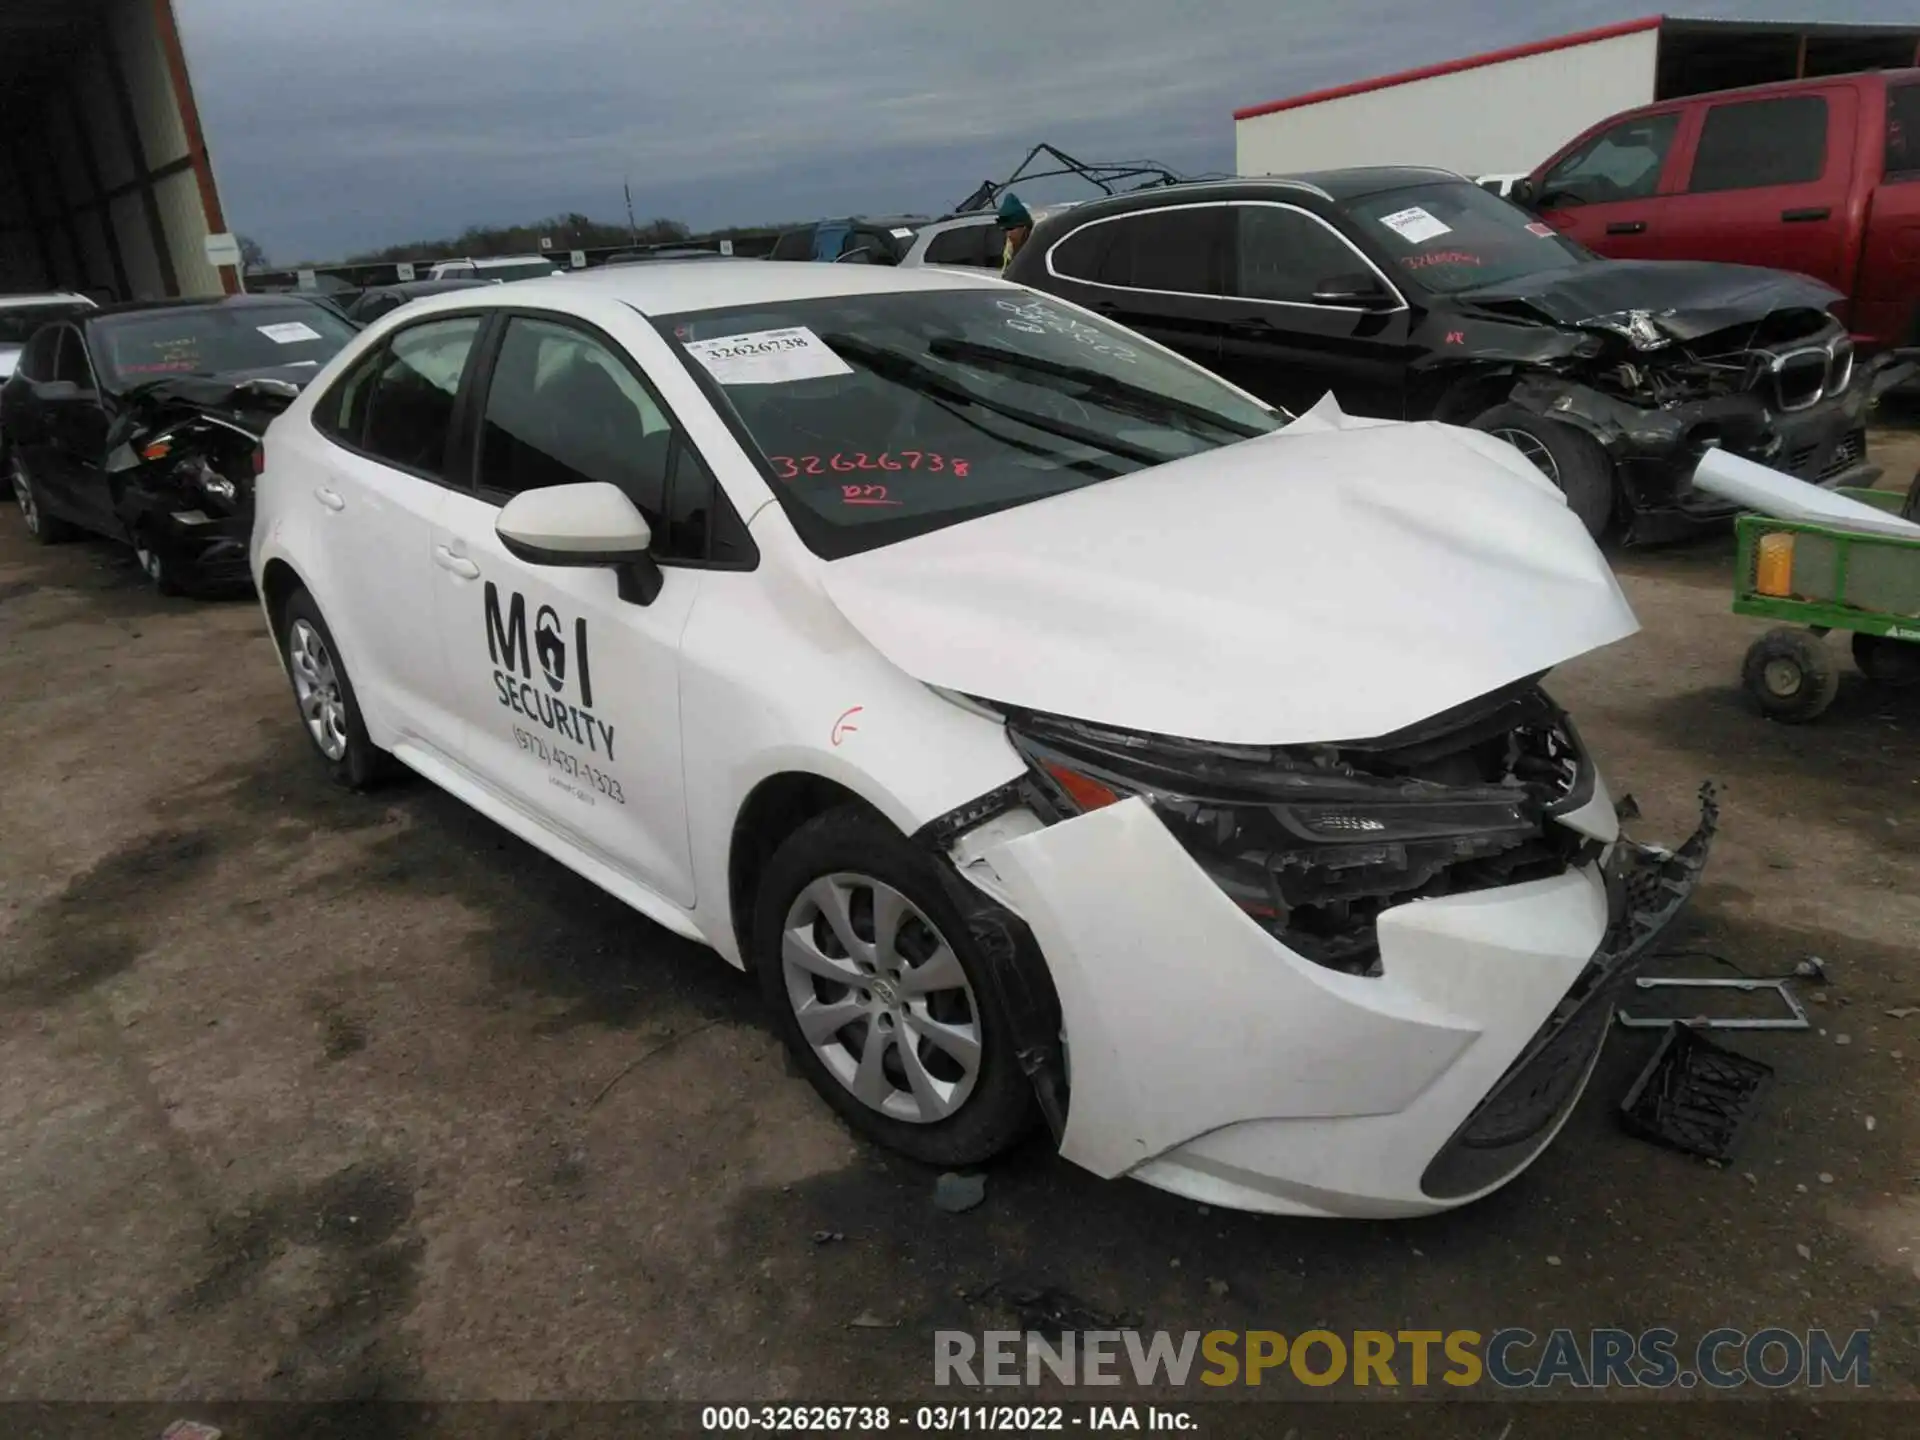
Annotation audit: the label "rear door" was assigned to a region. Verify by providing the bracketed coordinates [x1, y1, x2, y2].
[1214, 200, 1412, 417]
[1531, 108, 1689, 259]
[304, 313, 486, 753]
[1039, 205, 1230, 372]
[1649, 88, 1856, 289]
[1855, 79, 1920, 349]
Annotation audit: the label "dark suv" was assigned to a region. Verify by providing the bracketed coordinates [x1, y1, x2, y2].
[1006, 169, 1887, 541]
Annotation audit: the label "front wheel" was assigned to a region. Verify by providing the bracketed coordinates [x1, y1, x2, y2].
[751, 806, 1037, 1166]
[279, 588, 395, 789]
[132, 532, 184, 596]
[9, 450, 76, 543]
[1742, 627, 1839, 722]
[1471, 404, 1616, 540]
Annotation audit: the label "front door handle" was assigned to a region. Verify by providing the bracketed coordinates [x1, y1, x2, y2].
[1781, 206, 1831, 223]
[314, 487, 345, 511]
[434, 545, 480, 580]
[1604, 220, 1646, 235]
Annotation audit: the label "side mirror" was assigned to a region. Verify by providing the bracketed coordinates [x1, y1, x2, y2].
[33, 379, 95, 405]
[496, 481, 663, 605]
[1509, 177, 1538, 209]
[1309, 272, 1393, 308]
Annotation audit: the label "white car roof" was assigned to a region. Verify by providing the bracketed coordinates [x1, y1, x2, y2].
[513, 258, 1009, 317]
[0, 292, 94, 309]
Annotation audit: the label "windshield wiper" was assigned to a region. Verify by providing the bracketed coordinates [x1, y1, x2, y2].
[822, 334, 1170, 468]
[927, 337, 1275, 439]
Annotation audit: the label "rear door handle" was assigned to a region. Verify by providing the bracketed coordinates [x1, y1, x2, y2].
[1781, 206, 1831, 223]
[314, 487, 345, 511]
[434, 545, 480, 580]
[1604, 220, 1646, 235]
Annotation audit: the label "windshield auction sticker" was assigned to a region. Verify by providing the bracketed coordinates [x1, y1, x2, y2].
[683, 326, 853, 385]
[1378, 205, 1452, 244]
[257, 321, 324, 345]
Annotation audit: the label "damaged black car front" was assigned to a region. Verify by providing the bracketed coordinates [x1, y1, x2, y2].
[1348, 179, 1895, 542]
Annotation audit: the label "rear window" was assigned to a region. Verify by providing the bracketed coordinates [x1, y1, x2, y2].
[93, 304, 357, 387]
[0, 301, 90, 346]
[1889, 83, 1920, 178]
[656, 288, 1279, 558]
[1689, 95, 1829, 193]
[1342, 181, 1588, 296]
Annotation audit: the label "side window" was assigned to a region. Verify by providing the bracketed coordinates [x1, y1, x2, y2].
[1541, 113, 1679, 205]
[1050, 221, 1113, 281]
[1689, 96, 1829, 193]
[769, 229, 814, 261]
[360, 316, 483, 475]
[1234, 206, 1375, 304]
[1095, 209, 1225, 294]
[17, 326, 59, 383]
[926, 225, 991, 267]
[1885, 83, 1920, 178]
[477, 316, 742, 563]
[53, 328, 93, 387]
[315, 344, 385, 447]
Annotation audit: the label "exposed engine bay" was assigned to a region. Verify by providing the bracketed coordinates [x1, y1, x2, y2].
[1002, 678, 1600, 975]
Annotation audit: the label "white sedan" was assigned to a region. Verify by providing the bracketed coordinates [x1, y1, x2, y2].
[250, 259, 1711, 1217]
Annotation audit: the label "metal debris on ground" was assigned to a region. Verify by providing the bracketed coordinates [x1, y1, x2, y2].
[933, 1172, 987, 1213]
[848, 1311, 897, 1329]
[161, 1425, 222, 1440]
[811, 1229, 845, 1245]
[1619, 1023, 1773, 1162]
[963, 1281, 1140, 1332]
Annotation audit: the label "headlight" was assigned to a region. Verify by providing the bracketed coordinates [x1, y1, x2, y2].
[1006, 690, 1594, 975]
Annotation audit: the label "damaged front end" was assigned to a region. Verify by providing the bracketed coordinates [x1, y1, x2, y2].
[1499, 305, 1882, 543]
[922, 681, 1717, 1214]
[1003, 678, 1604, 975]
[107, 375, 298, 589]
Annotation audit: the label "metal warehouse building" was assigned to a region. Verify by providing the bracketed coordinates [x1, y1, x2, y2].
[1234, 14, 1920, 182]
[0, 0, 232, 301]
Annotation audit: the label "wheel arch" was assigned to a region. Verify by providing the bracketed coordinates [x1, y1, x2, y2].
[726, 770, 891, 969]
[260, 556, 307, 642]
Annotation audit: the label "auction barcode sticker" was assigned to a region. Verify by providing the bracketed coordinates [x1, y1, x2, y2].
[682, 326, 853, 385]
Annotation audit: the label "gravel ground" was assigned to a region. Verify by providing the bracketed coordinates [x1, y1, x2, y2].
[1, 426, 1917, 1436]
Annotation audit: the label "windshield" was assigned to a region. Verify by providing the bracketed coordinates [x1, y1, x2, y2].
[657, 289, 1282, 558]
[1341, 181, 1589, 296]
[93, 304, 357, 387]
[0, 302, 89, 345]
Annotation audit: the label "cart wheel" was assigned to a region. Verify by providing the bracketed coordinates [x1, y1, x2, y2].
[1853, 632, 1920, 687]
[1742, 628, 1839, 722]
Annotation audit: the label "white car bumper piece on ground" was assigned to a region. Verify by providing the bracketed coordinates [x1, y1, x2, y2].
[249, 262, 1711, 1218]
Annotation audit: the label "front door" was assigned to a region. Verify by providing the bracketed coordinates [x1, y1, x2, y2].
[433, 312, 701, 906]
[45, 326, 114, 532]
[1533, 109, 1688, 261]
[1215, 201, 1412, 417]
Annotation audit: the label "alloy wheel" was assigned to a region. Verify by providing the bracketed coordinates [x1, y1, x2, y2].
[10, 456, 39, 536]
[1490, 427, 1560, 485]
[288, 618, 350, 761]
[781, 873, 982, 1124]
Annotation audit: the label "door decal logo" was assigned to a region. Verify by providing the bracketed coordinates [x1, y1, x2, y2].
[484, 582, 615, 762]
[536, 605, 567, 692]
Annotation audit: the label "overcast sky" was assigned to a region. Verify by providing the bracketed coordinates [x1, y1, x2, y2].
[176, 0, 1913, 262]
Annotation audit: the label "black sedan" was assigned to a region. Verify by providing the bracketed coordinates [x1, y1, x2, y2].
[1, 294, 356, 592]
[1006, 169, 1883, 540]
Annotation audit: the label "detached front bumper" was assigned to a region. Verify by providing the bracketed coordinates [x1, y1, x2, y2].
[1509, 373, 1877, 544]
[128, 500, 254, 589]
[965, 783, 1715, 1218]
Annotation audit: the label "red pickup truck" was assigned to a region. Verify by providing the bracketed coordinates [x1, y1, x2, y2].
[1519, 69, 1920, 352]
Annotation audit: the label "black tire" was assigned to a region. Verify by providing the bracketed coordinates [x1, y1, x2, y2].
[751, 805, 1037, 1167]
[1853, 632, 1920, 687]
[1471, 404, 1616, 540]
[1742, 627, 1840, 723]
[8, 448, 77, 543]
[131, 529, 185, 597]
[279, 588, 395, 789]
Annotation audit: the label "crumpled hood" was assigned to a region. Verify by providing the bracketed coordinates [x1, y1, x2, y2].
[108, 363, 317, 451]
[820, 403, 1639, 745]
[1456, 259, 1840, 346]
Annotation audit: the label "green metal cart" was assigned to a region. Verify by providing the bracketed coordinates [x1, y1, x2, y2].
[1733, 475, 1920, 722]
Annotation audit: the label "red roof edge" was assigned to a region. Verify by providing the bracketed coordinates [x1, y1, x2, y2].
[1232, 15, 1665, 122]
